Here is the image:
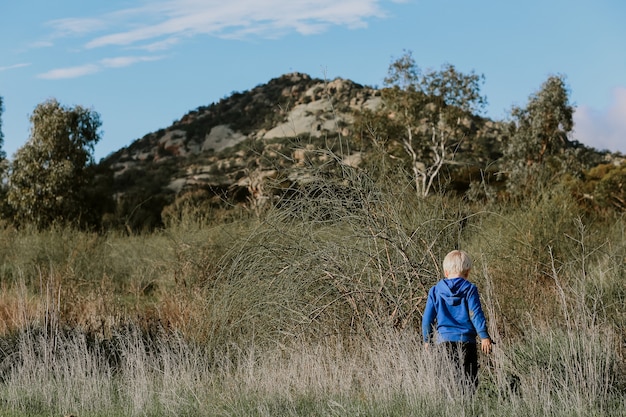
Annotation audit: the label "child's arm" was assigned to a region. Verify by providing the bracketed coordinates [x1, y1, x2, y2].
[422, 288, 437, 344]
[466, 285, 491, 342]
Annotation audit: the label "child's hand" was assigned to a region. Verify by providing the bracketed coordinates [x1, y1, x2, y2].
[481, 338, 493, 354]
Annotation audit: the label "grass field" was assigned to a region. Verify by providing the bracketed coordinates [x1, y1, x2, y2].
[0, 168, 624, 416]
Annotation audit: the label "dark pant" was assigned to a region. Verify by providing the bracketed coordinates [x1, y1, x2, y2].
[441, 341, 479, 389]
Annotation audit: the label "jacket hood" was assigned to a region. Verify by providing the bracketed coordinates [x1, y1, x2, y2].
[435, 277, 470, 307]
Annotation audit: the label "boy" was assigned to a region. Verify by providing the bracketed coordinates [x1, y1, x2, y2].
[422, 250, 492, 388]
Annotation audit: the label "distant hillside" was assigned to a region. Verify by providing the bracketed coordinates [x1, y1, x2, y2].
[97, 71, 613, 230]
[99, 73, 398, 227]
[104, 73, 381, 176]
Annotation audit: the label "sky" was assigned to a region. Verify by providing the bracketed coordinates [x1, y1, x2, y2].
[1, 0, 625, 162]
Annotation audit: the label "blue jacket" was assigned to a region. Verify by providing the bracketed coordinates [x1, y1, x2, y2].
[422, 277, 490, 344]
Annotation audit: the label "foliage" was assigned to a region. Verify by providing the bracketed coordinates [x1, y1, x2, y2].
[0, 95, 5, 160]
[0, 152, 624, 415]
[108, 159, 180, 232]
[591, 166, 626, 211]
[508, 75, 573, 163]
[503, 75, 576, 198]
[88, 67, 622, 227]
[577, 162, 626, 212]
[7, 99, 103, 229]
[0, 96, 11, 220]
[360, 50, 487, 197]
[161, 187, 245, 226]
[1, 65, 625, 415]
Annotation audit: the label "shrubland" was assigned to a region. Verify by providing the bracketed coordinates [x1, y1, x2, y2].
[1, 53, 624, 416]
[0, 160, 624, 416]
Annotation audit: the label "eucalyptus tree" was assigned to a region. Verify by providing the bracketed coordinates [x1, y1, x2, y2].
[504, 75, 575, 196]
[7, 98, 102, 228]
[367, 50, 486, 197]
[0, 96, 5, 160]
[0, 96, 6, 182]
[0, 96, 10, 220]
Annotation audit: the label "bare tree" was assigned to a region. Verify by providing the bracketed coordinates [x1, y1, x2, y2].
[368, 51, 486, 197]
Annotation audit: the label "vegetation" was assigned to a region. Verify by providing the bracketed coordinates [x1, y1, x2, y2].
[0, 163, 624, 416]
[0, 59, 624, 416]
[0, 97, 8, 219]
[0, 96, 5, 160]
[368, 50, 488, 197]
[503, 74, 579, 199]
[6, 99, 104, 229]
[3, 64, 618, 230]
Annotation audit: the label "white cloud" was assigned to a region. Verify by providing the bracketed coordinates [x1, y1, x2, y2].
[36, 1, 393, 78]
[47, 17, 109, 37]
[28, 41, 54, 49]
[73, 0, 387, 49]
[37, 55, 165, 79]
[38, 64, 100, 79]
[141, 37, 182, 52]
[100, 55, 166, 68]
[573, 86, 626, 154]
[0, 63, 30, 72]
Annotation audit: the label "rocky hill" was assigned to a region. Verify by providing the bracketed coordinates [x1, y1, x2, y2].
[101, 72, 390, 225]
[97, 71, 620, 230]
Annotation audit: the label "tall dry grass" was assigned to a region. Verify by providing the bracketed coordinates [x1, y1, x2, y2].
[0, 316, 622, 416]
[0, 161, 624, 416]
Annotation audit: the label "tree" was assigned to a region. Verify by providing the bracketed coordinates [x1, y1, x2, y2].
[7, 99, 102, 228]
[365, 50, 486, 197]
[0, 96, 7, 178]
[0, 96, 6, 160]
[504, 75, 575, 195]
[0, 96, 12, 220]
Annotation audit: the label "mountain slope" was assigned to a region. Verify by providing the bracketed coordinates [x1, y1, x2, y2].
[100, 72, 386, 226]
[97, 71, 616, 230]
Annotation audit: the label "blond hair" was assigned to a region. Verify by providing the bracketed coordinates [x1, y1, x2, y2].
[443, 250, 472, 277]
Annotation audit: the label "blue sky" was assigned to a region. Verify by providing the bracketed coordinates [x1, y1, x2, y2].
[1, 0, 625, 161]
